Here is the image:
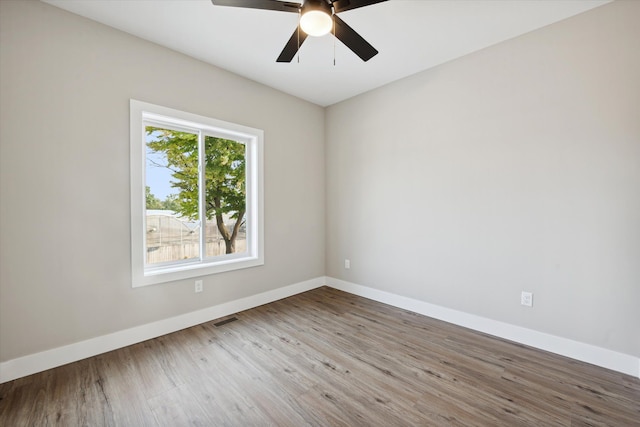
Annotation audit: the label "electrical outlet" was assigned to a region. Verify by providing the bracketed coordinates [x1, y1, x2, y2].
[344, 259, 350, 269]
[195, 280, 203, 293]
[521, 291, 533, 307]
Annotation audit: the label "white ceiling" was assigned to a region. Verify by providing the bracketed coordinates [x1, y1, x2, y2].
[43, 0, 610, 106]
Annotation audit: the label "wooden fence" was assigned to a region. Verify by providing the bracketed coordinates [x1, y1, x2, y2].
[145, 214, 246, 264]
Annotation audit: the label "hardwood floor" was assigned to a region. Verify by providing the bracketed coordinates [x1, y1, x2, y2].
[1, 286, 638, 426]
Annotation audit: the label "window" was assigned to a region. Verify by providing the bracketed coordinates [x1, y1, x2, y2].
[130, 100, 263, 287]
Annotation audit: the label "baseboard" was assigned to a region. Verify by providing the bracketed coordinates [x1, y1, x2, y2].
[0, 277, 325, 384]
[326, 277, 640, 379]
[3, 276, 637, 383]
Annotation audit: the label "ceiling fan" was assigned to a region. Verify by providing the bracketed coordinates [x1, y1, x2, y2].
[210, 0, 388, 62]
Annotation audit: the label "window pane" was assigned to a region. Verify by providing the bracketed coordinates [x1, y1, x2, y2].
[145, 126, 200, 265]
[204, 135, 247, 257]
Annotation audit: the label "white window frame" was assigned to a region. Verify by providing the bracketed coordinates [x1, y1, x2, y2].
[130, 100, 264, 287]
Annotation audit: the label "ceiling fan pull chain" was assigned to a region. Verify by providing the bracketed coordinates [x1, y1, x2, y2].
[333, 12, 336, 66]
[297, 9, 301, 63]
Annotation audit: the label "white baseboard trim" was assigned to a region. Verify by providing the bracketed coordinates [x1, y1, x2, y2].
[3, 276, 638, 383]
[0, 277, 325, 384]
[326, 277, 640, 379]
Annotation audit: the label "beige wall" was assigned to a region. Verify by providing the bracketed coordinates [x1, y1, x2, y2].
[326, 1, 639, 357]
[0, 0, 325, 362]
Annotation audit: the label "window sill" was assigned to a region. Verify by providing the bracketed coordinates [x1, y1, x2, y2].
[132, 255, 264, 288]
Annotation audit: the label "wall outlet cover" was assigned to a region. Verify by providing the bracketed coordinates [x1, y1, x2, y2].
[521, 291, 533, 307]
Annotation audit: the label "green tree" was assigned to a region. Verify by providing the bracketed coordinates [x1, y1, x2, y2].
[161, 194, 181, 212]
[145, 186, 164, 209]
[146, 128, 246, 254]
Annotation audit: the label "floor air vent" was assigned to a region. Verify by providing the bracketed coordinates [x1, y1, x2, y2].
[213, 316, 238, 327]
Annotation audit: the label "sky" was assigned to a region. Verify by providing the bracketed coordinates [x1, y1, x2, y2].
[146, 132, 177, 201]
[146, 150, 176, 200]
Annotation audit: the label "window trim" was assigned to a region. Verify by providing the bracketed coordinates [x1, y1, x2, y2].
[130, 99, 264, 287]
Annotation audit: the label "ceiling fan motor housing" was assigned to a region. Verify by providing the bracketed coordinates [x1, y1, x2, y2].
[301, 0, 333, 14]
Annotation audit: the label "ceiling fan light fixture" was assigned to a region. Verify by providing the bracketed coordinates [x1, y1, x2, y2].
[210, 0, 385, 62]
[300, 10, 333, 37]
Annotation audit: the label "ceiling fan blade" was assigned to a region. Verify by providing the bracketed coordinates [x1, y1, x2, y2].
[277, 26, 309, 62]
[211, 0, 300, 13]
[333, 14, 378, 61]
[332, 0, 387, 14]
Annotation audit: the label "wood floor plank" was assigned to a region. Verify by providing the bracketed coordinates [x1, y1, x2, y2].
[203, 330, 314, 426]
[233, 311, 430, 424]
[1, 286, 638, 426]
[91, 349, 157, 427]
[147, 384, 216, 427]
